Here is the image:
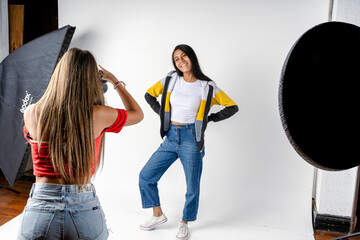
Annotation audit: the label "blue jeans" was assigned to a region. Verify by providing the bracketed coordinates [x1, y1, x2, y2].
[139, 123, 205, 222]
[17, 183, 108, 240]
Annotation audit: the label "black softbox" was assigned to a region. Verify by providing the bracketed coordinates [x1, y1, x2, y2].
[0, 25, 75, 187]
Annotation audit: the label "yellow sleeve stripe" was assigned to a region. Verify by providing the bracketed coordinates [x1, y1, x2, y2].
[211, 90, 236, 107]
[164, 92, 171, 112]
[146, 81, 164, 98]
[196, 100, 207, 121]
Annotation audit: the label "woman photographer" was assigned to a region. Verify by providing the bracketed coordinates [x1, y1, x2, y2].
[18, 48, 143, 240]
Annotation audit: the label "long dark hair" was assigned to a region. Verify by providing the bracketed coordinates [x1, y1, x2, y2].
[172, 44, 212, 81]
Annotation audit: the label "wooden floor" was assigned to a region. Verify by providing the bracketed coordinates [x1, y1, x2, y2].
[314, 230, 360, 240]
[0, 177, 359, 239]
[0, 178, 32, 226]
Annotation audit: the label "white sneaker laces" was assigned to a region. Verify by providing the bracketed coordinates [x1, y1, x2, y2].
[177, 223, 188, 238]
[179, 223, 187, 234]
[145, 216, 155, 225]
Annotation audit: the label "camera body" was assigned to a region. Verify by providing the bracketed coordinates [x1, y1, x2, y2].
[99, 70, 108, 93]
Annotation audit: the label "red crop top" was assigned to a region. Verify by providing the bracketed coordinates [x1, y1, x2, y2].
[23, 109, 127, 178]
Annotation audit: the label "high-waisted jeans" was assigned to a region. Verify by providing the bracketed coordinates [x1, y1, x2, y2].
[139, 123, 205, 222]
[17, 183, 108, 240]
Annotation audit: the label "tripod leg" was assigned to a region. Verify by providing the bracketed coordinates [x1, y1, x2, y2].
[0, 184, 20, 194]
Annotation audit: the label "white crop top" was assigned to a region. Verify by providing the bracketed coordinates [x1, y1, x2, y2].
[170, 77, 202, 124]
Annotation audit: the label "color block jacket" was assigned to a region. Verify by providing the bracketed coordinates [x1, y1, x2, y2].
[145, 71, 238, 151]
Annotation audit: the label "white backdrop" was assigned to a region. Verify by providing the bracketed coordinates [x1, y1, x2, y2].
[0, 0, 9, 61]
[57, 0, 329, 239]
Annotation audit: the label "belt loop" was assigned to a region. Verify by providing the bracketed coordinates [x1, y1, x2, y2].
[29, 183, 35, 198]
[92, 183, 96, 197]
[61, 186, 65, 200]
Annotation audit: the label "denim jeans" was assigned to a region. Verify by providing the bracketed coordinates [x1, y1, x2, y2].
[139, 123, 205, 222]
[17, 183, 108, 240]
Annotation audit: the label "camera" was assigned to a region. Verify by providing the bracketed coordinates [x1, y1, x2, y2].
[99, 70, 108, 93]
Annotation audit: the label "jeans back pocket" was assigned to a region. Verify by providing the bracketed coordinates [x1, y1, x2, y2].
[20, 208, 55, 240]
[69, 205, 106, 240]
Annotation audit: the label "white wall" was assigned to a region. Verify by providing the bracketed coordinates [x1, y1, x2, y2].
[314, 0, 360, 220]
[0, 0, 9, 61]
[59, 0, 329, 237]
[316, 168, 359, 217]
[333, 0, 360, 23]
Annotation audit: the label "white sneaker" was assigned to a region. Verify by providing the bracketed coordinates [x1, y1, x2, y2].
[176, 222, 189, 240]
[140, 214, 168, 231]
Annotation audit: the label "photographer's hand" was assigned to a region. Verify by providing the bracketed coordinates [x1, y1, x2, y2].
[97, 65, 143, 126]
[98, 65, 118, 86]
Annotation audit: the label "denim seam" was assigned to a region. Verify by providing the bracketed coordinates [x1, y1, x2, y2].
[142, 204, 160, 209]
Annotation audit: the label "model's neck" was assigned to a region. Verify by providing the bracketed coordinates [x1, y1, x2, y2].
[183, 72, 197, 83]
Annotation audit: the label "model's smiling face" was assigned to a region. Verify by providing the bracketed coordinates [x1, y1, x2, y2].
[173, 49, 192, 74]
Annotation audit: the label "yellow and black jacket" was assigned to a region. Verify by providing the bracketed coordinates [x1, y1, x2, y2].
[145, 71, 238, 151]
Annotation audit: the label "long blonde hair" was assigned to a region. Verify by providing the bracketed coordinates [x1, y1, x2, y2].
[34, 48, 105, 184]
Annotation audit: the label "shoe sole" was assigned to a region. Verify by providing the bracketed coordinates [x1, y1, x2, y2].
[176, 233, 189, 240]
[140, 218, 168, 231]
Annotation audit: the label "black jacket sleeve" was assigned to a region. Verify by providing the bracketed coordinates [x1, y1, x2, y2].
[145, 92, 161, 115]
[207, 105, 239, 122]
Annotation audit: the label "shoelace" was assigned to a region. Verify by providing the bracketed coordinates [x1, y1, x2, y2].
[179, 224, 187, 234]
[144, 216, 156, 226]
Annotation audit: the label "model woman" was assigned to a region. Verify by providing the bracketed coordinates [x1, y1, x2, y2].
[18, 48, 143, 240]
[139, 44, 238, 239]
